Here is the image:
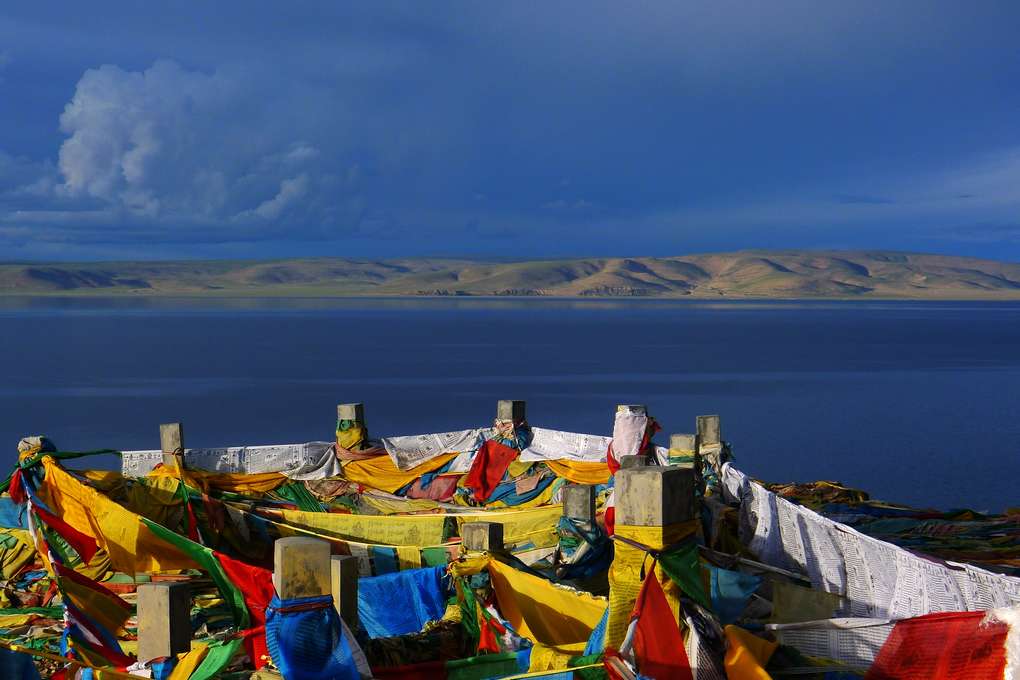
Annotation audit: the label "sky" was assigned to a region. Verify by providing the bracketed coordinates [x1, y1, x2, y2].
[1, 2, 1019, 262]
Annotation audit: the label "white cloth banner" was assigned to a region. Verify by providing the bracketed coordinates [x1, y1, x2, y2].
[380, 428, 486, 470]
[766, 617, 896, 669]
[121, 441, 340, 479]
[519, 427, 611, 462]
[611, 410, 646, 460]
[721, 463, 1020, 619]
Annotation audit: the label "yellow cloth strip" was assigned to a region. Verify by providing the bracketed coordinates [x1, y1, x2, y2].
[38, 457, 198, 573]
[605, 521, 698, 650]
[281, 509, 448, 546]
[360, 495, 446, 515]
[487, 559, 607, 647]
[168, 642, 210, 680]
[500, 662, 604, 679]
[0, 640, 140, 680]
[527, 642, 588, 672]
[0, 528, 36, 580]
[60, 569, 131, 635]
[396, 545, 422, 570]
[341, 452, 459, 494]
[544, 460, 611, 485]
[146, 466, 288, 494]
[723, 625, 777, 680]
[337, 425, 366, 450]
[79, 470, 126, 493]
[0, 613, 42, 627]
[455, 506, 562, 544]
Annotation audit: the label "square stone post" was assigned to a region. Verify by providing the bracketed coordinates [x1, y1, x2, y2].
[695, 415, 721, 448]
[615, 466, 696, 526]
[137, 582, 192, 663]
[337, 402, 365, 424]
[562, 484, 596, 527]
[159, 422, 184, 470]
[496, 400, 526, 423]
[619, 455, 648, 469]
[331, 555, 359, 630]
[668, 433, 698, 467]
[607, 465, 698, 649]
[461, 521, 504, 553]
[273, 537, 331, 600]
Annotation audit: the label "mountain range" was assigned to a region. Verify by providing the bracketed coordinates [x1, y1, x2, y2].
[3, 250, 1020, 299]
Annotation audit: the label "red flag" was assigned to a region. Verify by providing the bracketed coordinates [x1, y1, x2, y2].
[631, 570, 693, 680]
[215, 551, 275, 669]
[464, 440, 518, 502]
[865, 610, 1007, 680]
[33, 504, 99, 564]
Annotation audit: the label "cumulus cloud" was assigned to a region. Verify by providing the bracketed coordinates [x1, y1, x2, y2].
[246, 173, 309, 220]
[47, 60, 341, 233]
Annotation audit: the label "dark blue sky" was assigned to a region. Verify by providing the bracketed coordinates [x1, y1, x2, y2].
[1, 2, 1019, 261]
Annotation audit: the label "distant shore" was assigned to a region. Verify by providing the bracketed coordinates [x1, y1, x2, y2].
[3, 249, 1020, 300]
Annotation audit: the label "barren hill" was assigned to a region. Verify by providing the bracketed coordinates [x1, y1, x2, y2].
[2, 250, 1020, 299]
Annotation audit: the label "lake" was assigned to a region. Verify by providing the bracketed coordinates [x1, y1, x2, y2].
[0, 296, 1017, 511]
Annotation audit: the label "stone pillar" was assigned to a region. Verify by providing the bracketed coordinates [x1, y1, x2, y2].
[615, 466, 696, 526]
[695, 414, 725, 487]
[619, 455, 648, 469]
[562, 484, 596, 527]
[695, 415, 721, 448]
[337, 402, 365, 424]
[273, 537, 331, 600]
[461, 522, 504, 553]
[137, 582, 192, 663]
[616, 404, 647, 416]
[331, 555, 359, 630]
[496, 400, 526, 423]
[159, 422, 184, 470]
[668, 433, 698, 467]
[606, 465, 698, 649]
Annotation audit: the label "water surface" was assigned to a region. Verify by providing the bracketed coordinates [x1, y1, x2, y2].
[0, 297, 1017, 511]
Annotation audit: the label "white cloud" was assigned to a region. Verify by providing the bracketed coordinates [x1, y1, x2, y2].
[51, 60, 327, 227]
[249, 173, 309, 220]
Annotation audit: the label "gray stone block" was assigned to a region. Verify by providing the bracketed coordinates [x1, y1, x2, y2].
[337, 403, 365, 422]
[615, 466, 696, 526]
[273, 537, 331, 600]
[616, 404, 647, 416]
[137, 582, 192, 662]
[562, 484, 596, 524]
[461, 521, 504, 552]
[496, 400, 526, 422]
[619, 454, 649, 469]
[669, 433, 697, 451]
[331, 555, 359, 629]
[696, 415, 721, 446]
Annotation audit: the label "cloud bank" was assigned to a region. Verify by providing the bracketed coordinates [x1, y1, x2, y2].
[0, 2, 1018, 260]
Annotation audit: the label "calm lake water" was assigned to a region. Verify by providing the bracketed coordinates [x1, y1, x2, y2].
[0, 297, 1017, 511]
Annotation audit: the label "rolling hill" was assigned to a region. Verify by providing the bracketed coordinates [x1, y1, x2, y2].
[2, 250, 1020, 299]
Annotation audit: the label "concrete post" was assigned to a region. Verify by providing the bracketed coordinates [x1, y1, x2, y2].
[137, 582, 192, 663]
[615, 466, 697, 527]
[696, 415, 721, 448]
[669, 433, 698, 454]
[337, 402, 365, 424]
[496, 400, 526, 422]
[562, 484, 596, 527]
[668, 433, 698, 468]
[619, 454, 648, 469]
[273, 537, 331, 600]
[461, 522, 504, 552]
[330, 555, 359, 630]
[159, 422, 184, 470]
[616, 404, 647, 416]
[606, 464, 699, 648]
